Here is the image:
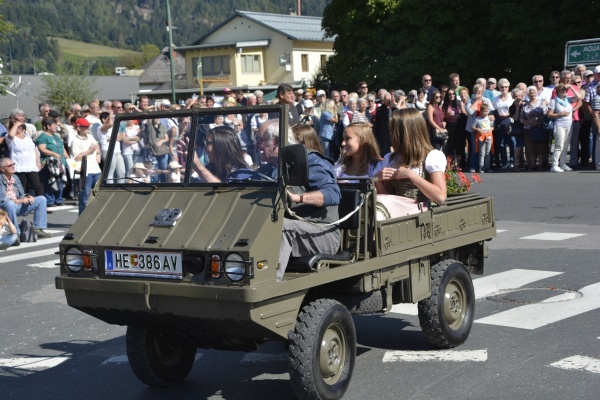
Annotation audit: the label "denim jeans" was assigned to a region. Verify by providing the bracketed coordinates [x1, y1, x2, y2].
[2, 196, 48, 233]
[76, 173, 101, 215]
[40, 166, 64, 206]
[1, 233, 18, 246]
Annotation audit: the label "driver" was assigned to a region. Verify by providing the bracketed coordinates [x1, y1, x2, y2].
[192, 126, 251, 182]
[272, 126, 342, 282]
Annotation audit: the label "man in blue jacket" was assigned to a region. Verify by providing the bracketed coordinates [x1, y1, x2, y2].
[0, 157, 51, 238]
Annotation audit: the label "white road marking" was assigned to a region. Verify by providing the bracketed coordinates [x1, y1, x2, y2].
[2, 246, 62, 263]
[520, 232, 585, 241]
[48, 205, 77, 211]
[241, 352, 287, 363]
[550, 356, 600, 374]
[101, 355, 129, 365]
[383, 349, 487, 363]
[496, 229, 507, 233]
[101, 353, 203, 365]
[2, 234, 63, 252]
[475, 282, 600, 330]
[27, 260, 59, 269]
[389, 269, 563, 316]
[0, 356, 69, 370]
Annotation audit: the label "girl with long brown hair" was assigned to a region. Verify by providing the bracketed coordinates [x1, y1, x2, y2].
[374, 108, 447, 216]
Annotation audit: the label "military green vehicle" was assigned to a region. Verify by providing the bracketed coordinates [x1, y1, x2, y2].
[55, 105, 495, 400]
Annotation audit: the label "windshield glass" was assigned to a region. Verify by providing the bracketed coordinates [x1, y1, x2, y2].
[100, 105, 287, 186]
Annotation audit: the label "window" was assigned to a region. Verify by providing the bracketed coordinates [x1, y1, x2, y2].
[321, 54, 328, 67]
[194, 55, 230, 76]
[301, 54, 309, 73]
[241, 54, 261, 73]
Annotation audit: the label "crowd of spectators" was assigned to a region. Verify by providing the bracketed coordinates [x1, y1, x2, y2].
[2, 66, 599, 249]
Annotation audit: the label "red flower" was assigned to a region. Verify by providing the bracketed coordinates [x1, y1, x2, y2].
[471, 173, 482, 183]
[457, 172, 468, 184]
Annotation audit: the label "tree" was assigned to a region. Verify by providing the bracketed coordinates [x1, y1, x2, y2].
[0, 0, 15, 94]
[37, 74, 99, 113]
[322, 0, 600, 91]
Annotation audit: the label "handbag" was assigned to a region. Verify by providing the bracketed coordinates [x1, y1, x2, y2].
[150, 142, 170, 156]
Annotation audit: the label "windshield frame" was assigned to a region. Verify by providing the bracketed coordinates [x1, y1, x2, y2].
[100, 104, 290, 188]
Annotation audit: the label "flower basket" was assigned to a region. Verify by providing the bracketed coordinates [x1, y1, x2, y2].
[445, 158, 482, 195]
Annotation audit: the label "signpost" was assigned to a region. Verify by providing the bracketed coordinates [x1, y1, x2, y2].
[565, 38, 600, 68]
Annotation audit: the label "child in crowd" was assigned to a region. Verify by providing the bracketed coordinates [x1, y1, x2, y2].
[0, 210, 18, 250]
[472, 103, 494, 173]
[168, 161, 182, 183]
[128, 162, 150, 183]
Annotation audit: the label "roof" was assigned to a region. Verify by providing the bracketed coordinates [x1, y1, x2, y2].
[191, 10, 332, 45]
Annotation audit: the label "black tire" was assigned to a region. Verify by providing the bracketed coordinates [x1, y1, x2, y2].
[126, 326, 196, 387]
[288, 299, 356, 400]
[418, 260, 475, 348]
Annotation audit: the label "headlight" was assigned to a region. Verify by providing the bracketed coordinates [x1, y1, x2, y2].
[224, 253, 245, 282]
[65, 247, 83, 272]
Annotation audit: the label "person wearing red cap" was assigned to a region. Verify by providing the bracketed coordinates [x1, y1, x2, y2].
[71, 118, 101, 215]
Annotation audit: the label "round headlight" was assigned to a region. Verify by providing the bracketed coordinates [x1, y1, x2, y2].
[65, 247, 83, 272]
[224, 253, 245, 282]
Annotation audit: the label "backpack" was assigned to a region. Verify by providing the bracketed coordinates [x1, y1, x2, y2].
[19, 220, 37, 243]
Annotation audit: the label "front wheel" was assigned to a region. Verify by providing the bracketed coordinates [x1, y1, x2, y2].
[418, 260, 475, 348]
[288, 299, 356, 400]
[126, 326, 197, 387]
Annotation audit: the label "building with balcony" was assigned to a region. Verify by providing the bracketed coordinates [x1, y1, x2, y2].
[174, 10, 334, 96]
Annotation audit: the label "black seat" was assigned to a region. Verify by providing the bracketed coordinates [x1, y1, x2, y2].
[286, 189, 362, 273]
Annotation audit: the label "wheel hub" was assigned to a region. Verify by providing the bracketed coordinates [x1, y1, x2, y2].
[444, 279, 466, 330]
[320, 324, 346, 383]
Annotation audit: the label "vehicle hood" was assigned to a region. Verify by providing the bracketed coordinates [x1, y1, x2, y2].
[66, 188, 281, 252]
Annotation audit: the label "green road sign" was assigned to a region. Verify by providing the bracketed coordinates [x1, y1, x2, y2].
[566, 39, 600, 66]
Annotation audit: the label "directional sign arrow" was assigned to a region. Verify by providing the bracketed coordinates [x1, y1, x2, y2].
[571, 50, 581, 58]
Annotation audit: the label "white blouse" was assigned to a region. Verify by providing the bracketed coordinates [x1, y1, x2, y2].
[6, 135, 38, 173]
[373, 149, 447, 175]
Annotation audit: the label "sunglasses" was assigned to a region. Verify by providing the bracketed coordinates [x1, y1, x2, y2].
[1, 163, 15, 168]
[424, 79, 432, 82]
[534, 80, 543, 83]
[360, 86, 368, 89]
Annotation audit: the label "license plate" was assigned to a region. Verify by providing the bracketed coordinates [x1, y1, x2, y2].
[105, 250, 183, 280]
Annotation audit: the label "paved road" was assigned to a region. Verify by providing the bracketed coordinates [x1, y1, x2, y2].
[1, 170, 599, 399]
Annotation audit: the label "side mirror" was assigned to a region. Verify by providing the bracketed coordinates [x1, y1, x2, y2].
[279, 144, 308, 187]
[78, 155, 87, 192]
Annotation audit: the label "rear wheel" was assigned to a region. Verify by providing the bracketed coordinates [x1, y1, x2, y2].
[126, 326, 196, 387]
[418, 260, 475, 348]
[288, 299, 356, 400]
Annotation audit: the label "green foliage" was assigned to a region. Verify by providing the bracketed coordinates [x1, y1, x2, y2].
[322, 0, 600, 91]
[37, 75, 99, 113]
[0, 0, 15, 94]
[0, 0, 329, 75]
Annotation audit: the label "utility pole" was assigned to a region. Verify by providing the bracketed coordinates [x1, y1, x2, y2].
[166, 0, 176, 105]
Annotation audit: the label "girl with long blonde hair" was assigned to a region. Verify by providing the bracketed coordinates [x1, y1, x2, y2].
[334, 123, 381, 179]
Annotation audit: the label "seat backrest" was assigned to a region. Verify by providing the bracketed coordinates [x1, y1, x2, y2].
[338, 189, 361, 230]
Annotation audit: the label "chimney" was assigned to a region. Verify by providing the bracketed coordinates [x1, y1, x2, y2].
[297, 0, 301, 15]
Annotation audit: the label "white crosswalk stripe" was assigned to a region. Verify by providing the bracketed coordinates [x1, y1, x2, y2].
[0, 356, 69, 371]
[475, 281, 600, 330]
[389, 269, 563, 316]
[1, 236, 63, 263]
[390, 268, 600, 330]
[550, 356, 600, 374]
[383, 349, 487, 363]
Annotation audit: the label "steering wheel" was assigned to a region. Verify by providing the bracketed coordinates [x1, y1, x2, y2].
[226, 169, 275, 182]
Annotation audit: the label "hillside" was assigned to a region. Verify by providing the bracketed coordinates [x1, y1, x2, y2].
[0, 0, 331, 75]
